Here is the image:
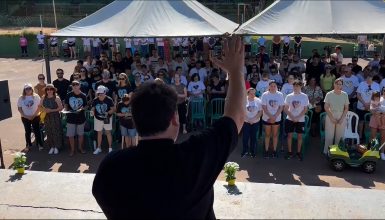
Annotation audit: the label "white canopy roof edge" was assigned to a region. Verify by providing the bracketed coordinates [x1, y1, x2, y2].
[236, 0, 385, 35]
[52, 0, 239, 38]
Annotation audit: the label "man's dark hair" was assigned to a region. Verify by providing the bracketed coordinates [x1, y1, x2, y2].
[77, 60, 84, 65]
[131, 82, 178, 137]
[176, 66, 182, 71]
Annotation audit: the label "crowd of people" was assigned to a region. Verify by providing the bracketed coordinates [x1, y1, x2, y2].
[16, 35, 385, 161]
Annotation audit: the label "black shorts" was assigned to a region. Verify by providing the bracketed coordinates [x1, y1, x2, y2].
[356, 109, 369, 121]
[284, 119, 305, 134]
[50, 43, 57, 47]
[68, 42, 75, 47]
[263, 120, 281, 126]
[38, 44, 44, 50]
[173, 46, 180, 51]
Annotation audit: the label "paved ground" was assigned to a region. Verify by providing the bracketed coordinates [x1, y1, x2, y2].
[2, 169, 385, 219]
[2, 57, 385, 190]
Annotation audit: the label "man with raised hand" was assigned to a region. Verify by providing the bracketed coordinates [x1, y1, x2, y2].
[92, 35, 245, 219]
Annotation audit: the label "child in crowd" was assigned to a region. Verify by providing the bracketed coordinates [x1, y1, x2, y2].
[370, 91, 385, 127]
[256, 72, 270, 97]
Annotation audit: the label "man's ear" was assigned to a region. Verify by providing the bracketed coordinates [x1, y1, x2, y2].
[171, 111, 179, 127]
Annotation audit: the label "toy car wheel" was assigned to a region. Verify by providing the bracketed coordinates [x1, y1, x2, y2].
[362, 161, 376, 174]
[331, 159, 345, 171]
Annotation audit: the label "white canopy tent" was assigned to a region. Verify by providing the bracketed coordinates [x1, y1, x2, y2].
[236, 0, 385, 35]
[52, 0, 238, 37]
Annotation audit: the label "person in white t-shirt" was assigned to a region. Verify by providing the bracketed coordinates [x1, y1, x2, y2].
[187, 73, 206, 98]
[154, 57, 169, 74]
[123, 38, 132, 54]
[331, 45, 343, 64]
[281, 74, 295, 99]
[340, 65, 359, 108]
[282, 36, 290, 55]
[36, 31, 45, 57]
[49, 37, 59, 57]
[356, 73, 380, 138]
[288, 54, 305, 74]
[17, 83, 43, 152]
[92, 38, 100, 58]
[256, 72, 270, 97]
[189, 61, 207, 83]
[242, 88, 263, 158]
[283, 80, 309, 161]
[82, 38, 91, 56]
[67, 37, 76, 59]
[261, 80, 284, 158]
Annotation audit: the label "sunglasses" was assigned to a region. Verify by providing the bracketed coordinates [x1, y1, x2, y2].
[38, 78, 45, 80]
[118, 78, 126, 80]
[80, 70, 86, 72]
[46, 88, 55, 91]
[72, 83, 80, 86]
[57, 72, 64, 75]
[25, 87, 32, 90]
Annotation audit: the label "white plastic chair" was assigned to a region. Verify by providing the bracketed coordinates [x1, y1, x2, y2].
[343, 111, 360, 144]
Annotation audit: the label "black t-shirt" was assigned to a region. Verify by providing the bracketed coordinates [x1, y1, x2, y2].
[113, 61, 126, 74]
[116, 102, 134, 129]
[209, 82, 225, 100]
[100, 38, 109, 50]
[92, 117, 238, 219]
[95, 80, 116, 99]
[53, 78, 71, 101]
[92, 96, 114, 121]
[122, 56, 133, 70]
[79, 79, 90, 95]
[305, 63, 323, 84]
[65, 91, 87, 124]
[352, 65, 363, 74]
[116, 85, 133, 102]
[294, 36, 302, 45]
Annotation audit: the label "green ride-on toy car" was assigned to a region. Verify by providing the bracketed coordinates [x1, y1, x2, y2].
[328, 138, 385, 173]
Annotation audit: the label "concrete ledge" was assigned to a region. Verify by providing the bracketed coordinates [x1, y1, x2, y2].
[1, 169, 385, 219]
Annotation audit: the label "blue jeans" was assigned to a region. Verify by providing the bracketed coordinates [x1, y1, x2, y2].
[242, 121, 259, 155]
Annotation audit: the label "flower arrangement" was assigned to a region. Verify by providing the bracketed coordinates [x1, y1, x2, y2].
[223, 162, 239, 182]
[12, 152, 28, 173]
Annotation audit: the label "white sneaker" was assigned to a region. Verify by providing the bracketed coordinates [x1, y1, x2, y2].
[54, 148, 59, 155]
[109, 148, 113, 153]
[381, 153, 385, 161]
[48, 148, 54, 155]
[93, 148, 102, 155]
